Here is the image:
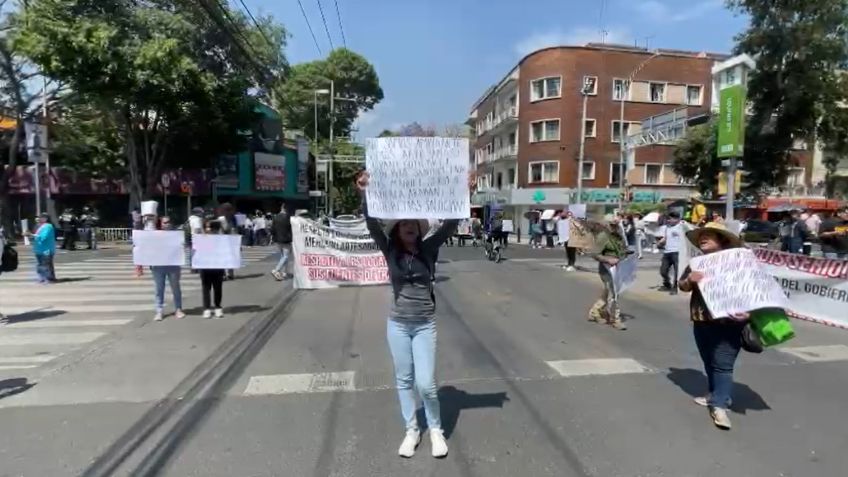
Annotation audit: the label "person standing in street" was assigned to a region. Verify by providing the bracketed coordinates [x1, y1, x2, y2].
[818, 207, 848, 259]
[271, 204, 292, 281]
[634, 213, 646, 259]
[356, 170, 473, 459]
[32, 213, 56, 284]
[779, 209, 809, 255]
[658, 211, 684, 295]
[588, 218, 628, 330]
[150, 215, 185, 322]
[556, 210, 576, 271]
[218, 203, 237, 280]
[678, 222, 748, 430]
[200, 216, 226, 318]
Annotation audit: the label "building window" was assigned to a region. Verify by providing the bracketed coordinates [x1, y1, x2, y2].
[529, 161, 559, 183]
[645, 164, 663, 184]
[786, 167, 805, 187]
[650, 82, 666, 103]
[613, 78, 629, 101]
[530, 119, 560, 142]
[583, 76, 598, 95]
[530, 76, 562, 101]
[581, 161, 596, 180]
[507, 168, 516, 186]
[584, 119, 596, 138]
[611, 121, 638, 143]
[496, 172, 503, 189]
[686, 85, 702, 106]
[610, 162, 625, 186]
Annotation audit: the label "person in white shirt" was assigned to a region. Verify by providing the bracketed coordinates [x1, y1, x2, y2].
[555, 211, 576, 271]
[657, 211, 684, 295]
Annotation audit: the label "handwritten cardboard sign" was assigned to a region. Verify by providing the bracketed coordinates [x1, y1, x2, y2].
[689, 248, 790, 317]
[568, 219, 595, 250]
[365, 137, 470, 219]
[132, 230, 185, 266]
[191, 234, 242, 269]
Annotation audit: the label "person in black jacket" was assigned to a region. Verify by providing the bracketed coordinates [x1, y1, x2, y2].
[271, 204, 293, 280]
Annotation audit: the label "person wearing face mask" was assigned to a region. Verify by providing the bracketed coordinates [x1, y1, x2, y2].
[150, 215, 185, 322]
[356, 170, 474, 459]
[678, 222, 748, 430]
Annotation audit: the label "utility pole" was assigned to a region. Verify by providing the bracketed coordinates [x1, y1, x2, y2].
[43, 76, 54, 219]
[576, 78, 591, 204]
[329, 80, 335, 217]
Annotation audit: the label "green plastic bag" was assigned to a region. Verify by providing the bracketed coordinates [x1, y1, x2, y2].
[750, 308, 795, 347]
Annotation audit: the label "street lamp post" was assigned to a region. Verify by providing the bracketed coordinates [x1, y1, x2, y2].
[576, 78, 593, 204]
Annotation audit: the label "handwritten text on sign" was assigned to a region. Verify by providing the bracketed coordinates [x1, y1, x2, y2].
[365, 137, 470, 219]
[690, 248, 789, 318]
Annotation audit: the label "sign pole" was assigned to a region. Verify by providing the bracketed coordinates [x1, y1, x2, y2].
[33, 161, 41, 216]
[725, 158, 736, 220]
[717, 84, 747, 222]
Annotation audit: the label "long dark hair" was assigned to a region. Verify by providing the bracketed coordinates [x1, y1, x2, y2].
[389, 222, 424, 254]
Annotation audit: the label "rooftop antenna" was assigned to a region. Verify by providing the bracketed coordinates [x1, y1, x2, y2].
[600, 29, 609, 44]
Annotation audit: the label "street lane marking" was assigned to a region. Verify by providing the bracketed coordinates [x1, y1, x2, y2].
[0, 294, 154, 303]
[0, 365, 39, 371]
[2, 319, 134, 328]
[546, 359, 653, 377]
[0, 332, 105, 346]
[0, 280, 195, 287]
[779, 345, 848, 362]
[243, 371, 356, 395]
[0, 355, 57, 364]
[1, 304, 150, 314]
[0, 286, 200, 295]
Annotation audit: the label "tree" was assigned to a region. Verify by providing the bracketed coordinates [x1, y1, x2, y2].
[728, 0, 848, 193]
[17, 0, 288, 208]
[275, 48, 382, 141]
[672, 120, 721, 196]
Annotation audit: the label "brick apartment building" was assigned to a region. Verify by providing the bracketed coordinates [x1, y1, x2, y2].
[468, 43, 729, 227]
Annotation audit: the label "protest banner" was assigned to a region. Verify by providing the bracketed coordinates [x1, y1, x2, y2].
[678, 226, 702, 281]
[502, 219, 514, 233]
[568, 204, 587, 219]
[689, 248, 790, 318]
[291, 217, 389, 289]
[365, 137, 470, 219]
[568, 219, 595, 250]
[132, 230, 184, 266]
[457, 220, 471, 236]
[753, 249, 848, 329]
[610, 254, 638, 296]
[191, 235, 242, 269]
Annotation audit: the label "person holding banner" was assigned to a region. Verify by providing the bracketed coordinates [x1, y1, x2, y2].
[199, 217, 227, 318]
[150, 216, 185, 322]
[678, 222, 748, 430]
[355, 171, 473, 459]
[556, 211, 577, 271]
[271, 204, 293, 281]
[588, 219, 629, 330]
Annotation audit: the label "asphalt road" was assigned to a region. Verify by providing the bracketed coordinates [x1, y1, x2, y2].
[2, 244, 848, 477]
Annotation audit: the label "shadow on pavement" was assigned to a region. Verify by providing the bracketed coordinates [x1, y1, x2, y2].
[53, 277, 93, 283]
[0, 378, 36, 400]
[228, 273, 265, 280]
[181, 305, 270, 315]
[2, 309, 66, 323]
[436, 385, 509, 438]
[666, 367, 771, 415]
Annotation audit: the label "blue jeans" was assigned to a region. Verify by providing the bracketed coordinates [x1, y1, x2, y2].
[35, 253, 54, 283]
[823, 252, 847, 260]
[693, 321, 744, 409]
[273, 243, 291, 274]
[387, 318, 441, 431]
[151, 266, 182, 313]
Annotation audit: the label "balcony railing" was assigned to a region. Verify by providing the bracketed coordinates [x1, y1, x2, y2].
[478, 106, 518, 135]
[492, 144, 518, 161]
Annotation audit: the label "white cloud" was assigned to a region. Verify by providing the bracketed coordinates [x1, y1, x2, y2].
[633, 0, 722, 23]
[514, 27, 631, 56]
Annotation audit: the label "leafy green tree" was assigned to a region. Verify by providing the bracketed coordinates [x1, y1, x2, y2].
[672, 120, 721, 196]
[728, 0, 848, 193]
[275, 48, 382, 141]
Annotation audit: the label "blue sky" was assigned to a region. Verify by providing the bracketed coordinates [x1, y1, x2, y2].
[240, 0, 749, 140]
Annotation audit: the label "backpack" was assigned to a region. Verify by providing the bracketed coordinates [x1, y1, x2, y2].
[1, 243, 18, 272]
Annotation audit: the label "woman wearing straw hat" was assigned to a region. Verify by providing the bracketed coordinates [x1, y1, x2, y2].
[356, 171, 474, 459]
[678, 222, 748, 430]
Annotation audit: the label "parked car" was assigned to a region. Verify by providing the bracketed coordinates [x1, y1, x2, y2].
[742, 219, 779, 243]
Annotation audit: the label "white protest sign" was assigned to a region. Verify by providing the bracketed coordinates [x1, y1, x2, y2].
[610, 254, 638, 296]
[132, 230, 185, 266]
[678, 224, 702, 281]
[291, 217, 388, 289]
[365, 137, 470, 219]
[141, 200, 158, 216]
[457, 220, 471, 236]
[191, 234, 242, 269]
[753, 249, 848, 329]
[689, 248, 790, 318]
[568, 204, 587, 219]
[502, 219, 514, 233]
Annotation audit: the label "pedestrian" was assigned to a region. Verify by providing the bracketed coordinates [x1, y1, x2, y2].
[818, 207, 848, 259]
[58, 208, 78, 251]
[588, 218, 628, 330]
[355, 170, 473, 459]
[471, 216, 483, 247]
[271, 204, 292, 281]
[530, 217, 543, 249]
[778, 209, 809, 254]
[253, 213, 268, 246]
[634, 213, 646, 259]
[658, 211, 684, 295]
[556, 211, 576, 271]
[678, 222, 748, 430]
[623, 214, 638, 254]
[151, 215, 185, 322]
[32, 213, 56, 284]
[200, 216, 226, 318]
[804, 211, 822, 237]
[218, 203, 237, 280]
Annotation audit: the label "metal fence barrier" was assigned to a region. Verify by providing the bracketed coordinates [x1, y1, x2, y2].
[97, 228, 132, 242]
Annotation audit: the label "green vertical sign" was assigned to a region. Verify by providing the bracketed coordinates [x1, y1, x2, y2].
[717, 84, 746, 158]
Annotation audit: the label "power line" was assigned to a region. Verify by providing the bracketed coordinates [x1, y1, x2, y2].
[296, 0, 323, 55]
[194, 0, 269, 78]
[333, 0, 346, 48]
[236, 0, 276, 49]
[315, 0, 334, 51]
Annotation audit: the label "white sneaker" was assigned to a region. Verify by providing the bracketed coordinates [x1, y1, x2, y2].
[202, 309, 212, 319]
[694, 395, 732, 407]
[710, 407, 732, 430]
[174, 310, 186, 319]
[565, 266, 576, 272]
[398, 429, 420, 458]
[430, 428, 448, 458]
[153, 312, 164, 322]
[214, 308, 224, 318]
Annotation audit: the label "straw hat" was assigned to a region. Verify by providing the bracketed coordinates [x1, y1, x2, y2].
[686, 222, 744, 248]
[382, 219, 431, 238]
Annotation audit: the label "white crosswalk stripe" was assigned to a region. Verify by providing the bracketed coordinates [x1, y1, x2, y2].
[0, 246, 276, 373]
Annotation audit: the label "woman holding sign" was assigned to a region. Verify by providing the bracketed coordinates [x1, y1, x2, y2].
[150, 216, 185, 322]
[356, 171, 474, 459]
[678, 222, 747, 430]
[199, 216, 227, 318]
